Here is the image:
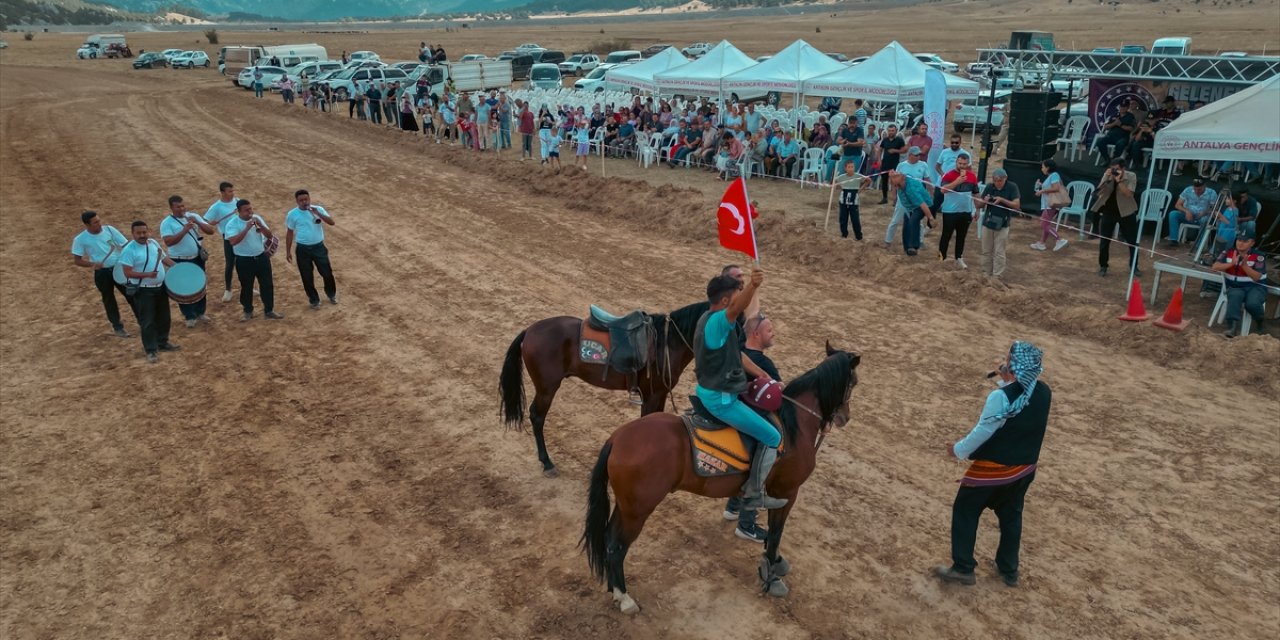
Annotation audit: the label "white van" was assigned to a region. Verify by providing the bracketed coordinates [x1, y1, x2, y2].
[1151, 37, 1192, 56]
[77, 34, 126, 59]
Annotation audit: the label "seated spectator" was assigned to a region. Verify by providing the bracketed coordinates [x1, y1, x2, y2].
[669, 123, 702, 168]
[716, 131, 745, 180]
[747, 129, 767, 177]
[1126, 119, 1155, 166]
[809, 122, 831, 149]
[1211, 196, 1240, 255]
[1166, 178, 1218, 247]
[601, 119, 619, 154]
[1210, 233, 1268, 337]
[614, 119, 637, 158]
[1096, 100, 1136, 162]
[1154, 96, 1181, 130]
[1234, 189, 1260, 239]
[696, 122, 719, 168]
[772, 131, 800, 178]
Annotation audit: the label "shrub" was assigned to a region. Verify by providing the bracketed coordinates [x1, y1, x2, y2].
[23, 32, 34, 41]
[204, 29, 218, 44]
[585, 38, 631, 54]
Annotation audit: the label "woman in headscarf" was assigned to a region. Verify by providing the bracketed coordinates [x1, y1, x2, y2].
[935, 341, 1052, 589]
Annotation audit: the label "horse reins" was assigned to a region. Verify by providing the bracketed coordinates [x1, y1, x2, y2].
[782, 394, 831, 454]
[663, 317, 695, 413]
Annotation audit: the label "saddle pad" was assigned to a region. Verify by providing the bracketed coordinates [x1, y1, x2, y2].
[580, 322, 611, 365]
[682, 414, 752, 478]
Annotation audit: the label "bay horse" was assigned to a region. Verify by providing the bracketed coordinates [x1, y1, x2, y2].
[499, 301, 709, 477]
[581, 344, 860, 614]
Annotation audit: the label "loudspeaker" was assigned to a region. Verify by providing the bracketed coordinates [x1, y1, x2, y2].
[1001, 159, 1045, 213]
[1008, 90, 1064, 163]
[1008, 123, 1061, 144]
[1006, 142, 1059, 162]
[1010, 91, 1062, 111]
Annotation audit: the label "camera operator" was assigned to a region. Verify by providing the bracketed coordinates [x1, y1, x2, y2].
[1090, 158, 1139, 277]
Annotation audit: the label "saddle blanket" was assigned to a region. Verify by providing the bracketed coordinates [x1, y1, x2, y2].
[681, 412, 784, 478]
[579, 322, 611, 365]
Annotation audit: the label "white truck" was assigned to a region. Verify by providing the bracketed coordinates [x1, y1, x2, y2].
[77, 34, 127, 59]
[396, 59, 514, 103]
[221, 43, 327, 84]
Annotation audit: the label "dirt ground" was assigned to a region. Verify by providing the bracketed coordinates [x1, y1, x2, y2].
[2, 2, 1279, 639]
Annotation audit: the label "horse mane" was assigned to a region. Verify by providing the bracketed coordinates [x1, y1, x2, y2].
[778, 351, 857, 446]
[652, 300, 709, 360]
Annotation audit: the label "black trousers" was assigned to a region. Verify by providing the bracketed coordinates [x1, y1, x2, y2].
[880, 161, 899, 198]
[838, 191, 862, 239]
[950, 472, 1035, 576]
[295, 242, 336, 304]
[1098, 212, 1139, 270]
[939, 212, 973, 259]
[221, 238, 237, 290]
[172, 255, 207, 320]
[133, 286, 171, 354]
[235, 254, 274, 315]
[93, 268, 131, 329]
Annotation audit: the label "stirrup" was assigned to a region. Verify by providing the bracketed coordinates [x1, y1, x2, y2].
[740, 494, 788, 510]
[628, 387, 643, 405]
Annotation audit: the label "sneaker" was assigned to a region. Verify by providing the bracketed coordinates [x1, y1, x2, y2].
[221, 290, 234, 302]
[1030, 242, 1047, 251]
[113, 327, 130, 338]
[1053, 238, 1069, 251]
[185, 318, 197, 328]
[158, 343, 181, 352]
[906, 249, 918, 256]
[310, 301, 321, 310]
[265, 311, 285, 320]
[933, 566, 976, 586]
[198, 315, 212, 323]
[328, 295, 338, 305]
[146, 352, 158, 364]
[722, 507, 740, 521]
[1097, 267, 1108, 277]
[734, 523, 769, 543]
[956, 258, 968, 269]
[240, 312, 252, 322]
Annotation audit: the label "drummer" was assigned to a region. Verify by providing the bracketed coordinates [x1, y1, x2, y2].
[71, 210, 133, 338]
[160, 195, 216, 328]
[119, 220, 180, 363]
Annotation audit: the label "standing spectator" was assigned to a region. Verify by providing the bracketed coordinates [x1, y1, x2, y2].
[878, 124, 905, 204]
[365, 83, 383, 125]
[838, 117, 865, 178]
[1031, 159, 1069, 253]
[852, 99, 868, 129]
[1211, 233, 1268, 337]
[400, 92, 419, 132]
[744, 102, 762, 135]
[935, 341, 1051, 589]
[497, 90, 513, 149]
[938, 154, 979, 268]
[1090, 159, 1139, 277]
[864, 123, 880, 174]
[978, 168, 1021, 278]
[279, 76, 295, 104]
[1166, 178, 1217, 247]
[573, 118, 592, 171]
[341, 50, 348, 65]
[252, 68, 264, 99]
[418, 94, 435, 139]
[834, 160, 870, 240]
[934, 135, 970, 214]
[383, 83, 398, 127]
[268, 55, 280, 67]
[907, 122, 933, 161]
[349, 80, 362, 119]
[476, 91, 493, 151]
[518, 100, 535, 161]
[537, 106, 556, 164]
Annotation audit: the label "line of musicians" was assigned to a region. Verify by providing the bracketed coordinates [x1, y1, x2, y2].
[71, 183, 340, 363]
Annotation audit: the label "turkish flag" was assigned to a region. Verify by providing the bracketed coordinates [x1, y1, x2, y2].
[716, 177, 758, 260]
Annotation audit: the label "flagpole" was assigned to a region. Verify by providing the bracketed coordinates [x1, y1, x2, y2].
[824, 178, 837, 232]
[739, 177, 760, 266]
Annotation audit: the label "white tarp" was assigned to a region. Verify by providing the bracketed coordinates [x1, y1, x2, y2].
[801, 41, 979, 101]
[721, 39, 846, 94]
[1153, 75, 1280, 163]
[604, 47, 690, 94]
[654, 40, 756, 97]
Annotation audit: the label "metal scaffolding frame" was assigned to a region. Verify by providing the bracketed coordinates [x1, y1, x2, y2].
[977, 48, 1280, 84]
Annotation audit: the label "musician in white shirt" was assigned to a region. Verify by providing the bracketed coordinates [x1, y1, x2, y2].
[285, 189, 338, 310]
[224, 199, 284, 322]
[119, 220, 180, 363]
[160, 195, 216, 327]
[204, 181, 240, 302]
[71, 210, 133, 338]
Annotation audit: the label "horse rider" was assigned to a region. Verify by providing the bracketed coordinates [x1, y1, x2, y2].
[694, 268, 787, 511]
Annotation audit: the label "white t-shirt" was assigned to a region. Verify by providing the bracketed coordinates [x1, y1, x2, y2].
[936, 147, 970, 175]
[223, 214, 269, 257]
[159, 213, 206, 259]
[205, 198, 239, 235]
[285, 205, 329, 246]
[119, 238, 166, 287]
[71, 225, 128, 268]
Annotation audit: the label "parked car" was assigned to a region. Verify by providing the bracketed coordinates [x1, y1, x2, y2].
[322, 67, 409, 101]
[848, 56, 870, 66]
[389, 61, 424, 71]
[532, 50, 565, 65]
[603, 50, 642, 65]
[826, 52, 849, 63]
[1120, 44, 1147, 54]
[515, 43, 544, 52]
[171, 51, 210, 69]
[344, 59, 386, 70]
[913, 53, 959, 73]
[0, 40, 8, 49]
[1220, 51, 1249, 58]
[1092, 47, 1118, 54]
[560, 53, 600, 76]
[574, 63, 616, 92]
[77, 43, 103, 59]
[502, 53, 534, 80]
[966, 61, 994, 78]
[1151, 37, 1192, 56]
[459, 54, 489, 62]
[640, 44, 672, 58]
[162, 48, 184, 61]
[755, 55, 773, 63]
[286, 60, 343, 85]
[133, 51, 169, 69]
[682, 42, 713, 57]
[349, 50, 380, 63]
[528, 63, 563, 91]
[237, 65, 289, 90]
[953, 90, 1011, 133]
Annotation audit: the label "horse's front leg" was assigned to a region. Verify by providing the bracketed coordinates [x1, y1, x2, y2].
[759, 496, 796, 597]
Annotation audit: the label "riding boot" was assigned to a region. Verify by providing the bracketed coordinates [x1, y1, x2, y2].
[740, 446, 787, 511]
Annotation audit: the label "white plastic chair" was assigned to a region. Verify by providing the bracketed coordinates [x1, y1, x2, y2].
[588, 127, 606, 157]
[1056, 115, 1089, 162]
[798, 147, 825, 188]
[1054, 181, 1095, 238]
[640, 134, 662, 168]
[1138, 188, 1173, 255]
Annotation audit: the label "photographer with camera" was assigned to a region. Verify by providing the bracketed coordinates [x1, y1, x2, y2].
[978, 168, 1021, 278]
[1090, 158, 1140, 277]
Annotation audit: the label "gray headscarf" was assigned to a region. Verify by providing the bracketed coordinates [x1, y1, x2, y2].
[1002, 341, 1043, 419]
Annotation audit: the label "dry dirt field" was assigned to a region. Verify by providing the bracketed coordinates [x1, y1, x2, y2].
[2, 2, 1279, 638]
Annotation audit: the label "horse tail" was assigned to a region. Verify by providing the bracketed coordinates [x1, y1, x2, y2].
[581, 440, 613, 584]
[499, 330, 527, 430]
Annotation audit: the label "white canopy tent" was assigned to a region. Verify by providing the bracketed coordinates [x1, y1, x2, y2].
[721, 39, 846, 96]
[1128, 75, 1280, 295]
[801, 41, 980, 101]
[654, 40, 757, 99]
[604, 47, 690, 94]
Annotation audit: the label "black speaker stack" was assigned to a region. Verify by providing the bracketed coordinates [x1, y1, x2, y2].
[1003, 91, 1063, 212]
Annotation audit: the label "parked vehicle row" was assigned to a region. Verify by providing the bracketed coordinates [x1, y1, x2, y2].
[133, 49, 209, 69]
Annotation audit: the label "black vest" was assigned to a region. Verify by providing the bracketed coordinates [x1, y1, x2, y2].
[693, 310, 748, 395]
[971, 381, 1052, 465]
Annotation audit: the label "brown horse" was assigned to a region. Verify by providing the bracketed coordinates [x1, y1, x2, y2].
[581, 344, 861, 614]
[499, 301, 709, 477]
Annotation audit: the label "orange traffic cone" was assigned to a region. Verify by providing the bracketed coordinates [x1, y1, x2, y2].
[1153, 287, 1191, 331]
[1118, 278, 1151, 322]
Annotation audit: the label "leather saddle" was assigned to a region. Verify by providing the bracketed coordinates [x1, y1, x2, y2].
[585, 304, 654, 375]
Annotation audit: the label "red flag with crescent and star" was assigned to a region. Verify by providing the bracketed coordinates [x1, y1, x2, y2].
[716, 177, 758, 260]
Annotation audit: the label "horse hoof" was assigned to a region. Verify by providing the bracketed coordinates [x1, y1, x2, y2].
[772, 556, 791, 577]
[543, 467, 559, 478]
[617, 595, 640, 615]
[765, 577, 790, 598]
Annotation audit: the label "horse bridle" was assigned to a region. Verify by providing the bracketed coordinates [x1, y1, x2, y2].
[662, 317, 695, 413]
[782, 381, 854, 454]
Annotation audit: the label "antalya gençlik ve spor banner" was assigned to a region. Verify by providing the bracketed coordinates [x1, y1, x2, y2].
[1086, 79, 1243, 136]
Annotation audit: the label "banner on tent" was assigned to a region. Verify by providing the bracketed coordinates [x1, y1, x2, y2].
[1087, 79, 1245, 136]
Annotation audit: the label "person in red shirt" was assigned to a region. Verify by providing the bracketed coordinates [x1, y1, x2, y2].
[1211, 233, 1268, 337]
[517, 99, 536, 161]
[938, 155, 981, 268]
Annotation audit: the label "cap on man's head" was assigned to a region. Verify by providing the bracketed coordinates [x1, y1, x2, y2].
[908, 145, 922, 155]
[993, 168, 1008, 179]
[1192, 177, 1205, 186]
[1237, 230, 1256, 242]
